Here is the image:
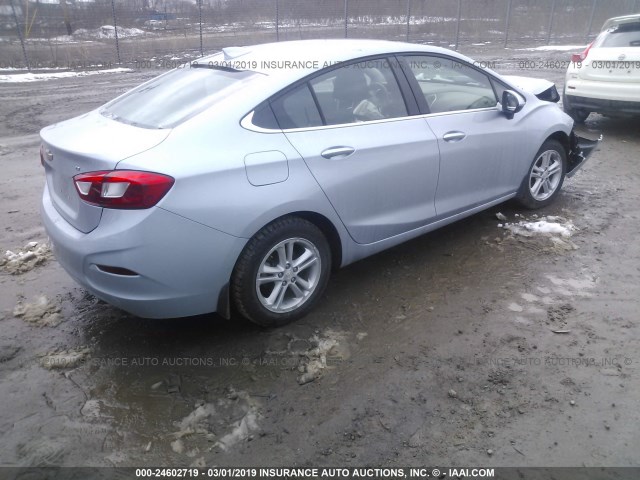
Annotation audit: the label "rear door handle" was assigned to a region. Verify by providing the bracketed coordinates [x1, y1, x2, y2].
[443, 131, 466, 142]
[321, 146, 355, 159]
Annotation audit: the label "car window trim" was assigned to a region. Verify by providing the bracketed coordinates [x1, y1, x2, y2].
[242, 105, 501, 134]
[241, 110, 284, 133]
[388, 55, 420, 116]
[396, 53, 501, 115]
[306, 82, 327, 126]
[394, 54, 431, 114]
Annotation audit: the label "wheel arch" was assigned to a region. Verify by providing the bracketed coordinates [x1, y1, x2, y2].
[219, 211, 343, 320]
[545, 131, 571, 158]
[227, 212, 341, 326]
[267, 211, 343, 271]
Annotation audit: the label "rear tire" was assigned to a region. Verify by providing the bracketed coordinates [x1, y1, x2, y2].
[231, 216, 331, 327]
[517, 139, 566, 209]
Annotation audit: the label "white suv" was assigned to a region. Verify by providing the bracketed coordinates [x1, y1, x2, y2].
[564, 14, 640, 122]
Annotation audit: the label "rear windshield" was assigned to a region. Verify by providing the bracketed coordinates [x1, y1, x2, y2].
[101, 66, 257, 129]
[595, 23, 640, 48]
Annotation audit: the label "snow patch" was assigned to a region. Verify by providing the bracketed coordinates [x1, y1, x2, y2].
[172, 389, 262, 453]
[40, 347, 90, 370]
[13, 295, 62, 327]
[215, 409, 260, 451]
[297, 329, 347, 385]
[545, 274, 597, 295]
[500, 215, 577, 239]
[0, 68, 132, 83]
[2, 241, 50, 274]
[74, 25, 145, 40]
[508, 302, 524, 312]
[174, 403, 217, 438]
[521, 45, 586, 51]
[521, 293, 540, 303]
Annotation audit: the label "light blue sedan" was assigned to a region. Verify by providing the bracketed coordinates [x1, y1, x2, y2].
[40, 39, 598, 326]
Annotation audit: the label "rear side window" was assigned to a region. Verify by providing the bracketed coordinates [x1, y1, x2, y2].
[271, 84, 323, 129]
[101, 66, 257, 129]
[596, 23, 640, 48]
[309, 58, 408, 125]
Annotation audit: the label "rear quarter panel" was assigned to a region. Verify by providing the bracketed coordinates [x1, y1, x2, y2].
[115, 116, 354, 263]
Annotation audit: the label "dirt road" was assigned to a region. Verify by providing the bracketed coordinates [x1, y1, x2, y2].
[0, 45, 638, 472]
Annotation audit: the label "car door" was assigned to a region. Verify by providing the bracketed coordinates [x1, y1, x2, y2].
[400, 55, 525, 218]
[273, 57, 441, 245]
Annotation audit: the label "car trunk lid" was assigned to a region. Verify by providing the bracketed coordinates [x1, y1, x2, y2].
[40, 111, 170, 233]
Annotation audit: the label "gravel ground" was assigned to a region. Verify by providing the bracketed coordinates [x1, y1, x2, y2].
[0, 43, 638, 473]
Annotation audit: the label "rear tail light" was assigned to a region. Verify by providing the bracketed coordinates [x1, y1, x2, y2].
[571, 42, 593, 63]
[73, 170, 174, 209]
[40, 145, 45, 167]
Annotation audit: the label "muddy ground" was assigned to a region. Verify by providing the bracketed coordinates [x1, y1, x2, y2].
[0, 43, 639, 473]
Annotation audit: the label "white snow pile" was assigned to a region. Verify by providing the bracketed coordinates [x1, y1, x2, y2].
[2, 241, 50, 274]
[215, 407, 260, 452]
[0, 67, 131, 83]
[500, 215, 577, 238]
[174, 403, 218, 439]
[13, 295, 63, 327]
[297, 329, 347, 385]
[496, 213, 579, 251]
[171, 388, 261, 454]
[74, 25, 145, 40]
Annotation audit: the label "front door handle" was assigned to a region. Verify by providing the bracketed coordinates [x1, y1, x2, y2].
[321, 146, 355, 159]
[443, 131, 466, 142]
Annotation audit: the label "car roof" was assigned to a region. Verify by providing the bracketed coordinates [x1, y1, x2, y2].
[200, 39, 466, 83]
[601, 13, 640, 31]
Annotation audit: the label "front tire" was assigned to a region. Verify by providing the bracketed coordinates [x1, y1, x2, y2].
[231, 217, 331, 327]
[517, 139, 566, 209]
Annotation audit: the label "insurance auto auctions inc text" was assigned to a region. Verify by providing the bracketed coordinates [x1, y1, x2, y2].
[196, 467, 495, 478]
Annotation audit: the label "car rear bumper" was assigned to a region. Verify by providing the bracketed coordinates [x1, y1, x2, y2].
[565, 94, 640, 115]
[41, 184, 246, 319]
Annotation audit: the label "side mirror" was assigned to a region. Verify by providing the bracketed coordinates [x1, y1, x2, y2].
[502, 90, 525, 119]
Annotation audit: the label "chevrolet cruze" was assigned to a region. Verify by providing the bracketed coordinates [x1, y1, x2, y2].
[40, 39, 597, 326]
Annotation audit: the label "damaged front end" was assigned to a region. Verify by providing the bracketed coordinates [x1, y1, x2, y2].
[567, 132, 601, 177]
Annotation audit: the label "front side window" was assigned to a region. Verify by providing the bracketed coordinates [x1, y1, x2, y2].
[309, 58, 408, 125]
[403, 55, 497, 113]
[102, 66, 257, 129]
